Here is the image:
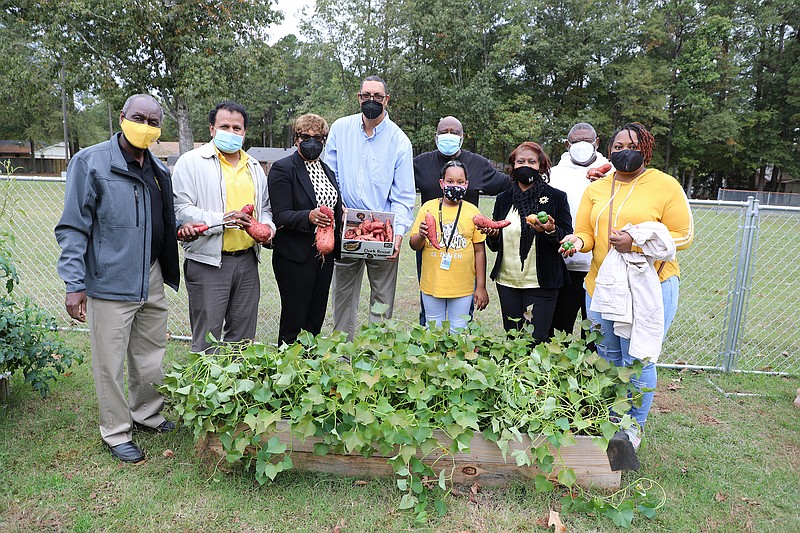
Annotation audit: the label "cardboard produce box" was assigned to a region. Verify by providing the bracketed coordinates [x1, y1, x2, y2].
[340, 209, 396, 259]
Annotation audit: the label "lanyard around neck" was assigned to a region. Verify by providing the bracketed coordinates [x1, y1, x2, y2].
[438, 199, 463, 254]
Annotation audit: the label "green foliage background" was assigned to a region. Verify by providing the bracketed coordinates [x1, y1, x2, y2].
[2, 0, 799, 196]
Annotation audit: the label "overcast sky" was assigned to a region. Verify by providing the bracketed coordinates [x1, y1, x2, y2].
[269, 0, 314, 44]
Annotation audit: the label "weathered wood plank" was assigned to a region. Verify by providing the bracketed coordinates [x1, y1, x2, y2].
[199, 421, 621, 490]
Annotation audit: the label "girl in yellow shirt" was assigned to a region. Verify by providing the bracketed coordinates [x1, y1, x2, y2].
[409, 160, 489, 331]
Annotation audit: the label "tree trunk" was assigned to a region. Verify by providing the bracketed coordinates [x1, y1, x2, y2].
[176, 95, 194, 155]
[685, 169, 695, 199]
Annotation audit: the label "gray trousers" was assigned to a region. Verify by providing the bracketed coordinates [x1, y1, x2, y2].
[87, 262, 168, 446]
[332, 256, 399, 340]
[184, 248, 260, 352]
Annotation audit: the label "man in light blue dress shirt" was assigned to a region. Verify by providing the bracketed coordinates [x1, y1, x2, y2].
[324, 75, 415, 339]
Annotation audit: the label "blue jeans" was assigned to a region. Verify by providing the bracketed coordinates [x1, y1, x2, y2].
[421, 293, 474, 332]
[586, 276, 679, 427]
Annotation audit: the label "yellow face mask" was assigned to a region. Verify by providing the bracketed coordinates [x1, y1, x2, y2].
[120, 118, 161, 149]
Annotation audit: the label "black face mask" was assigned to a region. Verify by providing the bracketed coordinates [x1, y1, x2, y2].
[361, 100, 384, 120]
[298, 138, 323, 161]
[442, 185, 467, 202]
[610, 149, 644, 172]
[511, 166, 540, 185]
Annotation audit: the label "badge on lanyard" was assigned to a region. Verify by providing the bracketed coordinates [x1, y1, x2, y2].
[438, 199, 462, 272]
[439, 252, 452, 270]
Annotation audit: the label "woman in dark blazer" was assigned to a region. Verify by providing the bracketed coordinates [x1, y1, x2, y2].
[483, 141, 572, 342]
[268, 114, 343, 345]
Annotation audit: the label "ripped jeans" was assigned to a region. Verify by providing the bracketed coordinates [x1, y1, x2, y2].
[586, 276, 679, 428]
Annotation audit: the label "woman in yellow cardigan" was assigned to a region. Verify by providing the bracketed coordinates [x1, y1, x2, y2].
[561, 122, 694, 450]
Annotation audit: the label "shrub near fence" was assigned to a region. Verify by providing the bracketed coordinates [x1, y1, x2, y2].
[2, 177, 799, 374]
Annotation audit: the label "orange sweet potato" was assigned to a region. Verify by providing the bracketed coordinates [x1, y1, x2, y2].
[424, 211, 441, 249]
[472, 214, 511, 230]
[315, 205, 335, 256]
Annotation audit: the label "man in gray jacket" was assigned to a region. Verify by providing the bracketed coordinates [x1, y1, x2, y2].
[55, 94, 183, 463]
[173, 101, 275, 353]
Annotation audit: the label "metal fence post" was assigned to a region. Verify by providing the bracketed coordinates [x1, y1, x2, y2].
[719, 196, 760, 372]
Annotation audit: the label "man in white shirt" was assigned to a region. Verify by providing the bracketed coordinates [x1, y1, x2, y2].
[548, 122, 610, 336]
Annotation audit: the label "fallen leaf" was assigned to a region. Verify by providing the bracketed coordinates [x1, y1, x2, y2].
[681, 467, 688, 474]
[90, 492, 97, 500]
[667, 383, 684, 391]
[163, 449, 175, 458]
[548, 509, 566, 533]
[468, 482, 480, 504]
[536, 514, 549, 528]
[331, 518, 345, 533]
[354, 480, 368, 486]
[715, 492, 727, 502]
[701, 415, 723, 425]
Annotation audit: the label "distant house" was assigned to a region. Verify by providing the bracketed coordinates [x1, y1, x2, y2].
[148, 141, 204, 169]
[246, 146, 297, 174]
[0, 140, 32, 158]
[36, 142, 68, 159]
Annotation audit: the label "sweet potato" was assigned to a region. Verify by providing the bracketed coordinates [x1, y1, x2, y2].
[472, 214, 511, 230]
[424, 211, 441, 249]
[385, 218, 393, 243]
[239, 203, 272, 243]
[246, 221, 273, 244]
[315, 205, 335, 256]
[587, 163, 613, 181]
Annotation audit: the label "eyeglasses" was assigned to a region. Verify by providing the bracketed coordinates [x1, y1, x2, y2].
[357, 92, 387, 102]
[296, 133, 326, 143]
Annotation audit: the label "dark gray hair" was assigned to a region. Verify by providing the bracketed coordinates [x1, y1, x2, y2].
[361, 75, 388, 94]
[121, 94, 163, 118]
[568, 122, 597, 140]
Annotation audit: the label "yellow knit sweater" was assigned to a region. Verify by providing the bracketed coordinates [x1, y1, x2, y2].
[575, 168, 694, 296]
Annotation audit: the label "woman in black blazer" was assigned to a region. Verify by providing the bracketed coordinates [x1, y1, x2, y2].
[483, 141, 572, 342]
[268, 114, 343, 345]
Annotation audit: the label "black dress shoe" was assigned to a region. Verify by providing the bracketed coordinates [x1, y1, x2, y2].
[108, 441, 145, 462]
[133, 419, 176, 433]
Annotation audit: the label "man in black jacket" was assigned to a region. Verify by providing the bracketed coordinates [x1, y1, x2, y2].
[413, 116, 510, 206]
[412, 116, 511, 324]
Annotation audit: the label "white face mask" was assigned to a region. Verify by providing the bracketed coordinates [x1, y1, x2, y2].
[568, 141, 596, 166]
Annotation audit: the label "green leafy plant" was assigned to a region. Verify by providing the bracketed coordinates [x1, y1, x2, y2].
[0, 167, 82, 398]
[161, 318, 650, 525]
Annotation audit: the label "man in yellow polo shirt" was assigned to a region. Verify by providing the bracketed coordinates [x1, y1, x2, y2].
[173, 101, 275, 352]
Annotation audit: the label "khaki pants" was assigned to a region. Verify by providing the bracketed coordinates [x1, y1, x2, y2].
[332, 256, 399, 340]
[87, 262, 168, 446]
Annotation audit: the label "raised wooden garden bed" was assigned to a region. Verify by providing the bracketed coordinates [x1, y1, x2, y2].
[199, 421, 622, 490]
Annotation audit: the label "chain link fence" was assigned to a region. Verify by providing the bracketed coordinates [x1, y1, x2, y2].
[2, 176, 798, 374]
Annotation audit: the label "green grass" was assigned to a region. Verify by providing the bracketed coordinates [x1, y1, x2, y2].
[1, 332, 798, 532]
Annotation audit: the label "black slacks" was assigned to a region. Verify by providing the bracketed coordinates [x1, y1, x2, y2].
[552, 270, 588, 335]
[495, 284, 559, 343]
[273, 251, 335, 346]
